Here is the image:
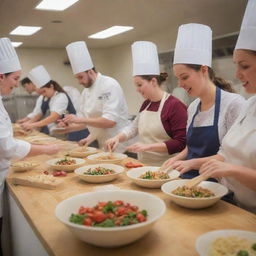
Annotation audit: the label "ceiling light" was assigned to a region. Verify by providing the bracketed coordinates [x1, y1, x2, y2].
[11, 42, 23, 48]
[36, 0, 79, 11]
[88, 26, 134, 39]
[10, 26, 42, 36]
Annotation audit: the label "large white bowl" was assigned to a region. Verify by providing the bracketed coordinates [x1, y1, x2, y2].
[47, 157, 86, 172]
[196, 229, 256, 256]
[87, 152, 127, 165]
[74, 164, 124, 183]
[127, 166, 180, 188]
[55, 190, 166, 247]
[161, 179, 228, 209]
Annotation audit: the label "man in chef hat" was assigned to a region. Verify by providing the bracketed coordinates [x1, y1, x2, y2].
[61, 41, 131, 152]
[0, 38, 59, 253]
[163, 23, 245, 179]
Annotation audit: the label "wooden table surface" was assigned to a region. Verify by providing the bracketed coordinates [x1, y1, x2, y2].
[6, 137, 256, 256]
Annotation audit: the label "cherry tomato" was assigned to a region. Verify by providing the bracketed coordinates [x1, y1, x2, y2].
[92, 211, 107, 223]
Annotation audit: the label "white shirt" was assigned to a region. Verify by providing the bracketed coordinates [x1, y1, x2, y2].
[187, 90, 245, 142]
[0, 96, 31, 216]
[78, 73, 130, 150]
[27, 95, 43, 119]
[63, 86, 81, 113]
[218, 95, 256, 213]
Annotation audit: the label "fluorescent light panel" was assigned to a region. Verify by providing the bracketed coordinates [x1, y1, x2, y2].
[10, 26, 42, 36]
[89, 26, 134, 39]
[36, 0, 79, 11]
[11, 42, 23, 47]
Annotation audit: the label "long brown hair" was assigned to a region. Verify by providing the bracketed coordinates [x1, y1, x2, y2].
[185, 64, 235, 93]
[42, 80, 65, 93]
[139, 72, 168, 86]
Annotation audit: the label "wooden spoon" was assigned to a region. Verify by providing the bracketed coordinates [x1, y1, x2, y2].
[184, 172, 211, 188]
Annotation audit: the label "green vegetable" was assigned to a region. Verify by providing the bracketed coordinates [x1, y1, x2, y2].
[252, 243, 256, 251]
[103, 201, 116, 213]
[237, 250, 249, 256]
[141, 210, 148, 217]
[69, 213, 85, 225]
[94, 219, 115, 227]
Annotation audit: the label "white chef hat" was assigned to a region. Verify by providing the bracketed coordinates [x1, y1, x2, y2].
[235, 0, 256, 51]
[28, 65, 51, 88]
[66, 41, 94, 75]
[0, 38, 21, 74]
[173, 23, 212, 67]
[131, 41, 160, 76]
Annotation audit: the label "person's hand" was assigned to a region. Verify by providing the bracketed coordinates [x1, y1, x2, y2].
[57, 120, 68, 127]
[105, 137, 119, 152]
[21, 122, 34, 131]
[170, 159, 197, 174]
[78, 137, 91, 147]
[200, 159, 233, 178]
[62, 114, 83, 124]
[126, 143, 151, 153]
[16, 118, 28, 124]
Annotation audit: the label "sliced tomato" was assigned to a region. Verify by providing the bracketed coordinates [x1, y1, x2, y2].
[136, 213, 146, 222]
[92, 211, 107, 223]
[125, 162, 144, 168]
[113, 200, 124, 206]
[83, 218, 93, 226]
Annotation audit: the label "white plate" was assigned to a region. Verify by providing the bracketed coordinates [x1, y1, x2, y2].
[47, 157, 86, 172]
[68, 147, 100, 158]
[196, 229, 256, 256]
[126, 166, 180, 188]
[87, 152, 127, 164]
[75, 163, 124, 183]
[161, 179, 228, 209]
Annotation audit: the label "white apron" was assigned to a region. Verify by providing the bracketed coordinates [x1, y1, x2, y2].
[220, 95, 256, 213]
[80, 74, 129, 152]
[138, 92, 172, 166]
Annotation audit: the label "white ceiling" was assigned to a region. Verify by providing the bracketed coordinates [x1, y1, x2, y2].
[0, 0, 246, 49]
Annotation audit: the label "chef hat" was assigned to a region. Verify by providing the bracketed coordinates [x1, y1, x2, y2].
[173, 23, 212, 67]
[235, 0, 256, 51]
[28, 65, 51, 88]
[66, 41, 94, 75]
[131, 41, 160, 76]
[0, 38, 21, 74]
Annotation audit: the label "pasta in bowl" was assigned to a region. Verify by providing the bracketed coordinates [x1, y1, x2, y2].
[196, 229, 256, 256]
[126, 166, 180, 188]
[161, 179, 228, 209]
[87, 152, 127, 164]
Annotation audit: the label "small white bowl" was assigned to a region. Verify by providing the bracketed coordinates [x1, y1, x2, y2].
[74, 164, 124, 183]
[47, 157, 86, 172]
[55, 190, 166, 247]
[68, 147, 100, 158]
[126, 166, 180, 188]
[87, 152, 127, 165]
[196, 229, 256, 256]
[161, 179, 228, 209]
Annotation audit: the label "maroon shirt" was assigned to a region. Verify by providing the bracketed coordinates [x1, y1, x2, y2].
[139, 95, 187, 155]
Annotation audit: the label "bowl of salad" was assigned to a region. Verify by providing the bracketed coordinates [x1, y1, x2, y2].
[47, 157, 86, 172]
[161, 179, 228, 209]
[74, 164, 124, 183]
[55, 190, 166, 247]
[126, 166, 180, 188]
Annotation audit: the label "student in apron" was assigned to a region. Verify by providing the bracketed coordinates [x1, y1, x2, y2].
[21, 65, 88, 141]
[0, 38, 59, 254]
[200, 0, 256, 213]
[106, 41, 187, 166]
[163, 24, 245, 178]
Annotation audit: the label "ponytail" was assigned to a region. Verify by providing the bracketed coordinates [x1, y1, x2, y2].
[139, 72, 168, 86]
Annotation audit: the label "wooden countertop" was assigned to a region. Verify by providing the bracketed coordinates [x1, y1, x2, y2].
[6, 137, 256, 256]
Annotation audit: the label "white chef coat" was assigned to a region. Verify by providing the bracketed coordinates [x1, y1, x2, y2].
[218, 95, 256, 213]
[78, 73, 130, 152]
[63, 86, 81, 113]
[27, 95, 43, 119]
[0, 96, 31, 216]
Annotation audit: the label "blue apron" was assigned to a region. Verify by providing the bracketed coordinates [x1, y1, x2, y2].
[40, 93, 89, 141]
[183, 87, 221, 179]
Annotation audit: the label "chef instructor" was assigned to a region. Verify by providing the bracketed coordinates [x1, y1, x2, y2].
[59, 41, 132, 152]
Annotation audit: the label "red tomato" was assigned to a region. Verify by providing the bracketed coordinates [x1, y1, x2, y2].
[83, 218, 92, 226]
[116, 207, 128, 216]
[92, 211, 107, 223]
[78, 206, 93, 214]
[115, 220, 121, 226]
[125, 162, 144, 168]
[98, 202, 107, 207]
[136, 213, 146, 222]
[43, 171, 49, 175]
[113, 200, 124, 206]
[107, 213, 115, 219]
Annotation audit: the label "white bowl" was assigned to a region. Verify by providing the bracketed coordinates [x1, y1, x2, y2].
[126, 166, 180, 188]
[55, 190, 166, 247]
[74, 164, 124, 183]
[47, 157, 86, 172]
[196, 229, 256, 256]
[68, 147, 100, 158]
[11, 161, 39, 172]
[87, 152, 127, 165]
[161, 179, 228, 209]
